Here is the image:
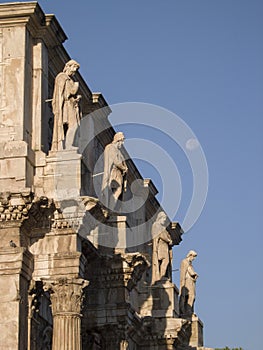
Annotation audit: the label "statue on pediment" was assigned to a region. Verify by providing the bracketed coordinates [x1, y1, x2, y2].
[51, 59, 82, 151]
[179, 250, 199, 316]
[151, 212, 173, 283]
[101, 132, 128, 210]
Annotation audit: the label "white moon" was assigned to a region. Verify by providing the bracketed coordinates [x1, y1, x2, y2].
[186, 138, 199, 151]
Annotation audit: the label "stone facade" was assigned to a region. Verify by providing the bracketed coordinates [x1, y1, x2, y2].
[0, 2, 212, 349]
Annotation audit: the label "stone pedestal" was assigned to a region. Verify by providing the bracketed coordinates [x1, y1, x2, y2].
[189, 314, 204, 347]
[143, 279, 179, 318]
[45, 278, 88, 350]
[109, 215, 128, 251]
[95, 215, 129, 251]
[38, 150, 82, 200]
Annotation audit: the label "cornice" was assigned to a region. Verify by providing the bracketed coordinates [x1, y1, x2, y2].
[0, 2, 44, 30]
[0, 2, 42, 19]
[0, 2, 67, 48]
[44, 14, 67, 46]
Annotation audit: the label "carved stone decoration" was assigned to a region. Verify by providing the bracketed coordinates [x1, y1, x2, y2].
[27, 197, 56, 228]
[0, 192, 56, 247]
[51, 198, 86, 230]
[44, 278, 89, 350]
[22, 196, 55, 247]
[124, 253, 150, 292]
[51, 59, 82, 151]
[151, 212, 173, 284]
[46, 278, 88, 315]
[0, 191, 33, 222]
[90, 253, 149, 295]
[0, 192, 55, 226]
[82, 196, 108, 222]
[52, 209, 80, 230]
[101, 132, 128, 210]
[179, 250, 199, 317]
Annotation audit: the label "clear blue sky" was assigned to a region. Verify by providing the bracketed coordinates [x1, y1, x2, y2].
[2, 1, 263, 349]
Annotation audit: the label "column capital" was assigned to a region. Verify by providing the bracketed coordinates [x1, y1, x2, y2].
[43, 278, 89, 315]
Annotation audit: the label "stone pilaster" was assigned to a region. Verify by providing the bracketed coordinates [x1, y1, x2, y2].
[45, 278, 88, 350]
[0, 247, 34, 350]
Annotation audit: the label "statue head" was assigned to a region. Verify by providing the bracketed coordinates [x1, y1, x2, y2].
[156, 211, 167, 225]
[187, 250, 197, 261]
[63, 59, 80, 76]
[113, 132, 125, 148]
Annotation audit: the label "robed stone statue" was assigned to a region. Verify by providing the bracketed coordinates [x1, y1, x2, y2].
[179, 250, 199, 317]
[101, 132, 128, 210]
[151, 212, 173, 284]
[51, 59, 82, 151]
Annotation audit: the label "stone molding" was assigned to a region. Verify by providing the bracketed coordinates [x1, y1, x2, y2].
[0, 2, 67, 47]
[89, 253, 150, 291]
[0, 191, 33, 223]
[51, 209, 85, 230]
[0, 192, 56, 249]
[0, 246, 33, 279]
[0, 192, 55, 228]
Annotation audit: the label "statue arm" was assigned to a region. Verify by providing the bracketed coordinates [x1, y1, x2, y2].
[187, 265, 198, 280]
[159, 230, 172, 244]
[116, 161, 128, 173]
[113, 152, 128, 173]
[65, 79, 79, 97]
[118, 162, 128, 174]
[110, 147, 127, 173]
[64, 77, 79, 100]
